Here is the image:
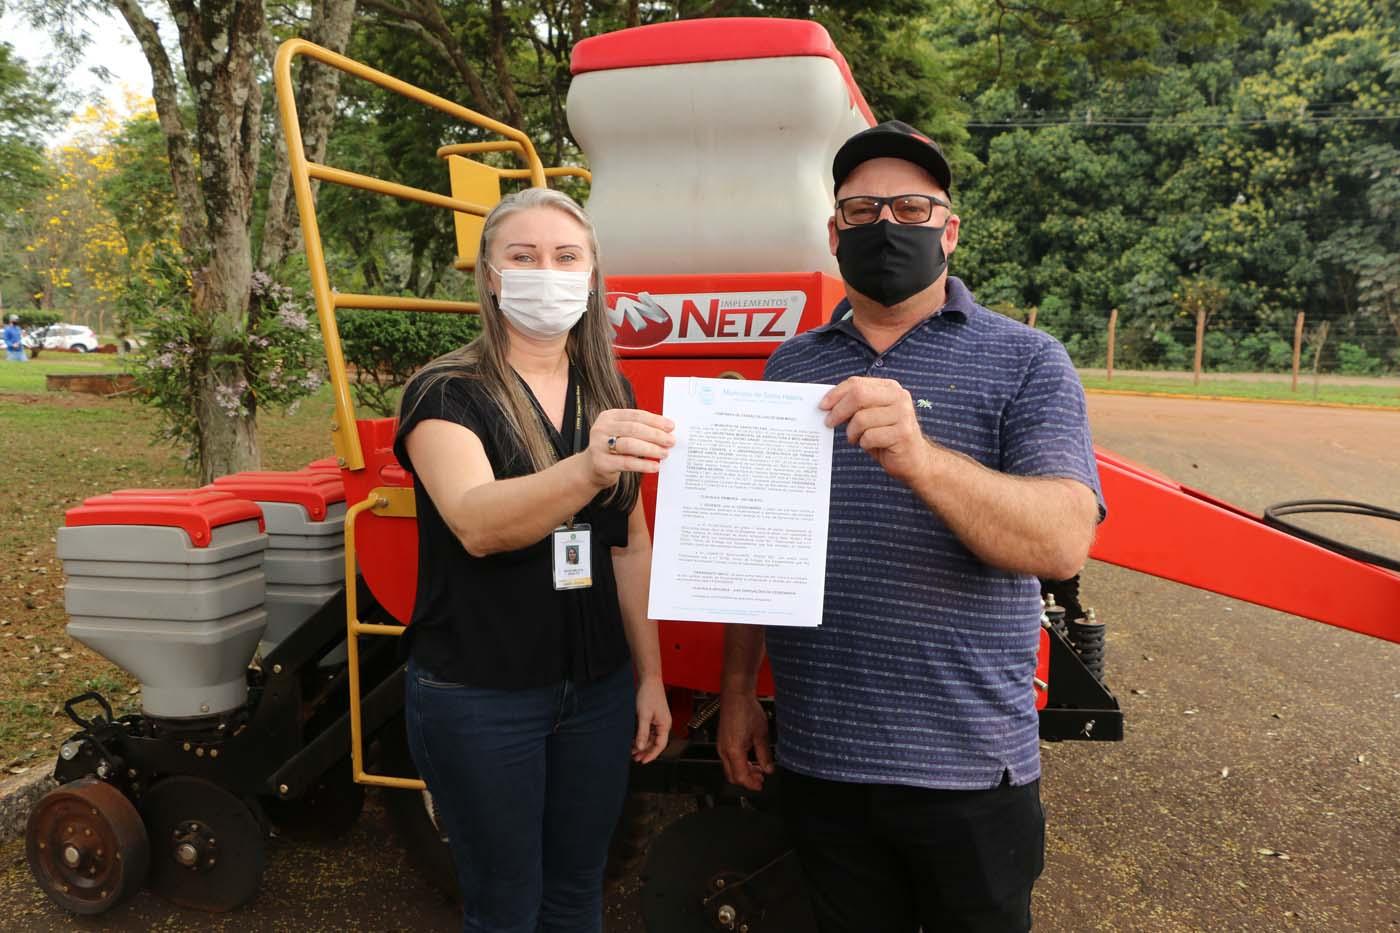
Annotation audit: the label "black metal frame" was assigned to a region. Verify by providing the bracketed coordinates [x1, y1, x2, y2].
[50, 581, 1122, 828]
[1038, 624, 1123, 742]
[51, 578, 407, 805]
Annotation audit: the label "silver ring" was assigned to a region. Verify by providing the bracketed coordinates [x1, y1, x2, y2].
[607, 436, 617, 449]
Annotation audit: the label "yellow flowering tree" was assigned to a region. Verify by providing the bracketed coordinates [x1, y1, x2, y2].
[19, 101, 141, 339]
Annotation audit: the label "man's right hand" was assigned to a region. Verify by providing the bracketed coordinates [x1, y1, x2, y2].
[718, 690, 775, 791]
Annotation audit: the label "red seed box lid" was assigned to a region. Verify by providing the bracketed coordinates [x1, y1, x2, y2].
[210, 471, 347, 520]
[66, 488, 265, 547]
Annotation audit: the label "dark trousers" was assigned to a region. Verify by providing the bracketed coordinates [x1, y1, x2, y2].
[779, 767, 1045, 933]
[404, 660, 635, 933]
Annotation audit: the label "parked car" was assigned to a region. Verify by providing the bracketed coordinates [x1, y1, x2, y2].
[22, 323, 99, 353]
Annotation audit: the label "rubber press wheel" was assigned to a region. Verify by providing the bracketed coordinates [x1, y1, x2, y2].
[26, 778, 150, 915]
[139, 776, 266, 912]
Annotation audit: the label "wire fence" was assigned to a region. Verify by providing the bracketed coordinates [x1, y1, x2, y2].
[1022, 308, 1400, 381]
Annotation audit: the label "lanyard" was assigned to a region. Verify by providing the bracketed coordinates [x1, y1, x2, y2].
[571, 380, 583, 457]
[518, 369, 584, 526]
[567, 380, 582, 527]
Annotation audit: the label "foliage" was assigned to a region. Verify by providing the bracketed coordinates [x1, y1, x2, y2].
[8, 309, 61, 329]
[19, 111, 125, 327]
[0, 40, 61, 216]
[949, 0, 1400, 372]
[0, 42, 64, 312]
[126, 251, 326, 467]
[8, 0, 1399, 382]
[336, 309, 480, 415]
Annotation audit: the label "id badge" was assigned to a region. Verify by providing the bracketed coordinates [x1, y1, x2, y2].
[552, 524, 592, 590]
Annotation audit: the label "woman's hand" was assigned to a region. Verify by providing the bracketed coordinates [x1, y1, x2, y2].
[633, 675, 672, 764]
[584, 409, 675, 488]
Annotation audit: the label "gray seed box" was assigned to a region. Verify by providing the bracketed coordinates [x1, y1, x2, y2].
[57, 519, 269, 719]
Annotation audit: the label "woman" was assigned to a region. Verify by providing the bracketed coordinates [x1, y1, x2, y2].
[392, 187, 674, 933]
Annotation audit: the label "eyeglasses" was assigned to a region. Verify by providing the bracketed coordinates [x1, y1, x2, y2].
[836, 193, 951, 226]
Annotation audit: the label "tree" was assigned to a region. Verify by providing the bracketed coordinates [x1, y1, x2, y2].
[20, 0, 358, 481]
[260, 0, 357, 272]
[14, 99, 192, 343]
[0, 42, 64, 311]
[0, 42, 60, 214]
[97, 106, 183, 337]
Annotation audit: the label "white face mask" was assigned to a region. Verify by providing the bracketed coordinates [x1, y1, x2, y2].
[490, 265, 592, 339]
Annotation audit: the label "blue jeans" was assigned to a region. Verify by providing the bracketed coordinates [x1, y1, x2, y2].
[4, 348, 25, 362]
[404, 659, 635, 933]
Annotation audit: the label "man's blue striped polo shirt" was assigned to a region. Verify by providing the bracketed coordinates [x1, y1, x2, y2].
[762, 276, 1103, 791]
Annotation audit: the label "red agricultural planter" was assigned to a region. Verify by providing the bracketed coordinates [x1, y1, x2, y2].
[24, 17, 1399, 929]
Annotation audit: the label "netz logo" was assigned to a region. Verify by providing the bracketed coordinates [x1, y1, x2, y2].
[606, 290, 807, 349]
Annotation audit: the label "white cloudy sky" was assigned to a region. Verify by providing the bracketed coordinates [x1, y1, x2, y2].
[4, 6, 159, 141]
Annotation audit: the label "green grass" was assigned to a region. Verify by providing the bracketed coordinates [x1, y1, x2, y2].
[0, 385, 339, 769]
[0, 353, 127, 394]
[1080, 374, 1400, 408]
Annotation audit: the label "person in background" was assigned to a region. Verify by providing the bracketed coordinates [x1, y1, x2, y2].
[393, 187, 675, 933]
[4, 315, 26, 362]
[719, 121, 1104, 933]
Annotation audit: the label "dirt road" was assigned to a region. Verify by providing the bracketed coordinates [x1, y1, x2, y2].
[1, 393, 1396, 931]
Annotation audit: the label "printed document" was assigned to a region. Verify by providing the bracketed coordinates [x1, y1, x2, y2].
[647, 377, 833, 627]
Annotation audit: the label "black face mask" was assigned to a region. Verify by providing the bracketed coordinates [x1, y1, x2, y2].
[835, 221, 947, 308]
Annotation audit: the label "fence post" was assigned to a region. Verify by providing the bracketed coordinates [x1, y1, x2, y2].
[1027, 307, 1038, 329]
[1193, 308, 1206, 385]
[1106, 308, 1118, 382]
[1291, 311, 1305, 392]
[1311, 320, 1329, 399]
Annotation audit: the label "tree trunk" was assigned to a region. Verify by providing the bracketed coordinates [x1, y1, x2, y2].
[112, 0, 206, 252]
[114, 0, 269, 479]
[490, 0, 524, 128]
[260, 0, 358, 272]
[189, 0, 267, 479]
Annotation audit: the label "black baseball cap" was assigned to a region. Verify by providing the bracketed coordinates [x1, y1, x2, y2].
[833, 120, 952, 196]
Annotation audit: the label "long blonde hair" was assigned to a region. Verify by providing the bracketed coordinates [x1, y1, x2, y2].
[399, 187, 638, 511]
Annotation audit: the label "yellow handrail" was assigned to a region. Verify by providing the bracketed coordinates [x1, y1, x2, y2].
[500, 166, 593, 182]
[306, 162, 498, 216]
[275, 37, 549, 470]
[436, 140, 526, 157]
[274, 39, 583, 792]
[343, 488, 426, 791]
[333, 293, 481, 314]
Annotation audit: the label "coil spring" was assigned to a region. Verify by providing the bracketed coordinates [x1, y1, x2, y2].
[1068, 610, 1106, 682]
[1043, 595, 1069, 642]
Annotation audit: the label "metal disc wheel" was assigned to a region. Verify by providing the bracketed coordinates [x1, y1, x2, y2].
[641, 805, 816, 933]
[26, 777, 150, 916]
[139, 775, 266, 912]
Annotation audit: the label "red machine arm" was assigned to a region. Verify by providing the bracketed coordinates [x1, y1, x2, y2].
[1090, 448, 1400, 645]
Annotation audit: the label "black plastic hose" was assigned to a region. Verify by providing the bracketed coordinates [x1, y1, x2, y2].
[1262, 499, 1400, 573]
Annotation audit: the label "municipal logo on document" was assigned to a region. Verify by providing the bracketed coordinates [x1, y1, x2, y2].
[607, 290, 807, 349]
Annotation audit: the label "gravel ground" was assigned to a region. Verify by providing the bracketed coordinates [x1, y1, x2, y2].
[0, 393, 1396, 932]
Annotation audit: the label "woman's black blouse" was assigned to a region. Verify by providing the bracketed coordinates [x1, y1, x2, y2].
[392, 368, 632, 689]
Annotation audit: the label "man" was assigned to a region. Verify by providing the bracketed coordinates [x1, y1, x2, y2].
[718, 121, 1103, 932]
[3, 315, 26, 362]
